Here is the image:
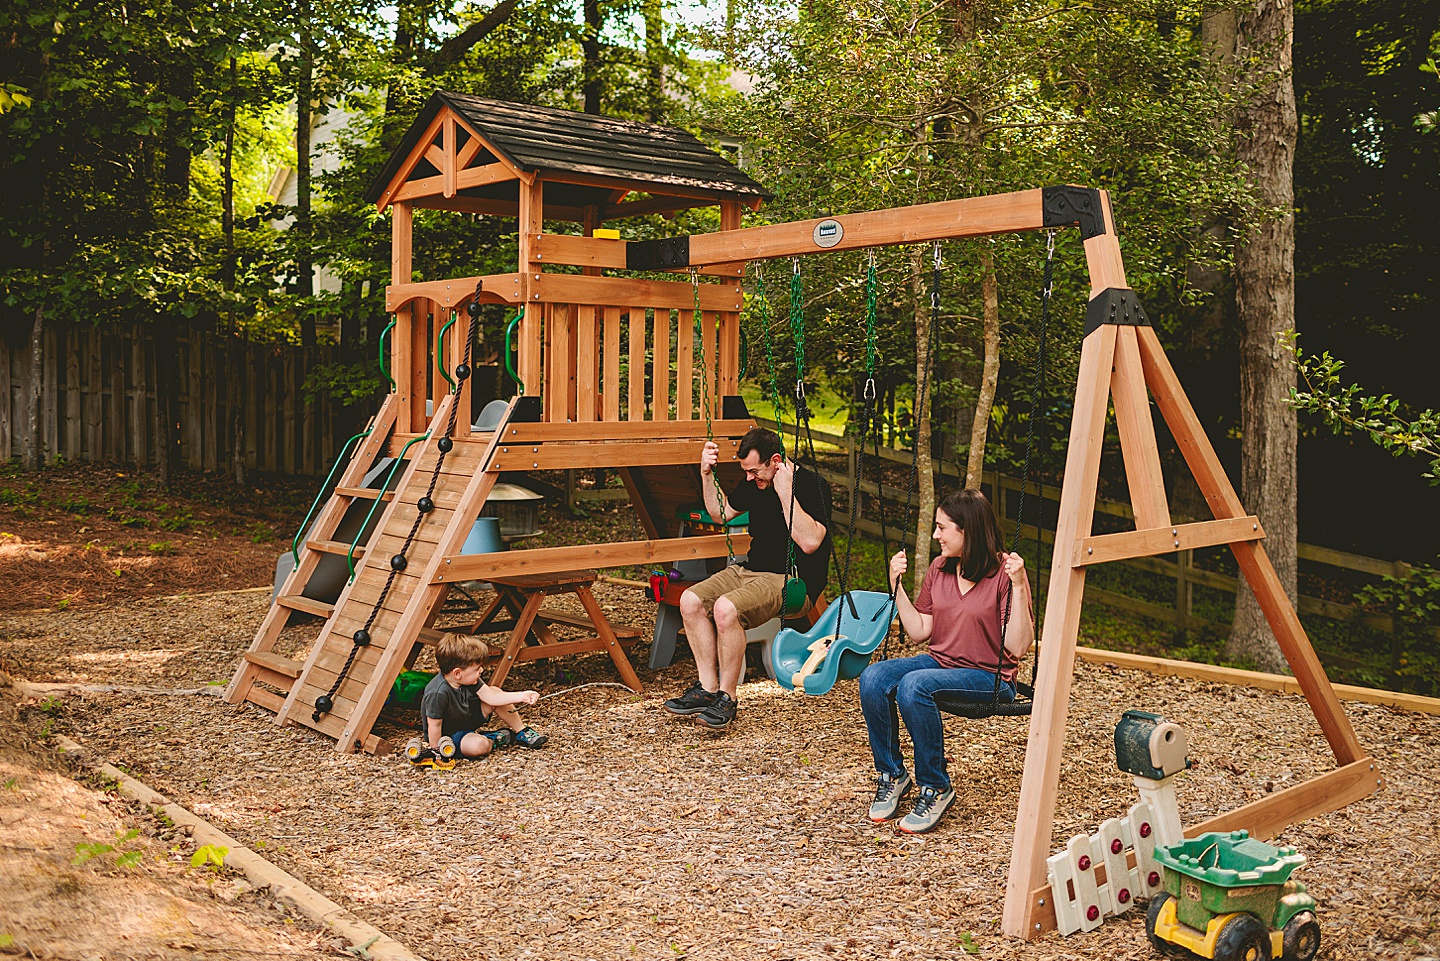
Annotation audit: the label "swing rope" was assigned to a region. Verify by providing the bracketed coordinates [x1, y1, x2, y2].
[692, 269, 734, 563]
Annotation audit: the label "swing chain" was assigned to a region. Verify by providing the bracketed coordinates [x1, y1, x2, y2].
[693, 267, 733, 562]
[756, 269, 788, 458]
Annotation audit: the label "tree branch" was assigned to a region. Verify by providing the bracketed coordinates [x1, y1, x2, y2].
[430, 0, 522, 73]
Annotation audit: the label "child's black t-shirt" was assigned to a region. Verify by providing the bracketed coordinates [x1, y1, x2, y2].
[420, 672, 486, 736]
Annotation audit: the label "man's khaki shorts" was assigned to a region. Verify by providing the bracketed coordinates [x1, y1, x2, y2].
[684, 565, 811, 630]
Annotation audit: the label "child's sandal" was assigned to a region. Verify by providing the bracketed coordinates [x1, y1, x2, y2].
[514, 726, 548, 749]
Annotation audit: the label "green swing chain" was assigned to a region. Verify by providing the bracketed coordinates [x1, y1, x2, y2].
[692, 268, 734, 562]
[778, 256, 811, 617]
[757, 269, 788, 458]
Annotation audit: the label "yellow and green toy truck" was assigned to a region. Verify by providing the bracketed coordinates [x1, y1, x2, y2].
[1146, 830, 1320, 961]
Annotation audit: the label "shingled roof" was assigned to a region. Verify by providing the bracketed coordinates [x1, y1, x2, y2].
[365, 92, 770, 208]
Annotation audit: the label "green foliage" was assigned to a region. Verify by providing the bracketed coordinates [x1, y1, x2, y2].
[37, 696, 62, 716]
[1289, 334, 1440, 484]
[190, 843, 229, 872]
[303, 360, 384, 407]
[1353, 563, 1440, 693]
[73, 828, 143, 867]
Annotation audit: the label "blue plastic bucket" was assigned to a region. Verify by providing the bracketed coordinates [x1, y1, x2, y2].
[461, 516, 504, 554]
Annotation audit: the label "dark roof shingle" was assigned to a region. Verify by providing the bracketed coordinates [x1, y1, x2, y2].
[366, 92, 770, 206]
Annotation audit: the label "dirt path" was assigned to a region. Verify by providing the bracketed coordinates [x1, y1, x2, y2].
[2, 587, 1437, 961]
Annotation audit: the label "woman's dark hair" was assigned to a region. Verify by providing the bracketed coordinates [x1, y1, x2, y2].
[936, 488, 1003, 582]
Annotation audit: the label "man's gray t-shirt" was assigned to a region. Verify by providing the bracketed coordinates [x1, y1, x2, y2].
[420, 672, 486, 736]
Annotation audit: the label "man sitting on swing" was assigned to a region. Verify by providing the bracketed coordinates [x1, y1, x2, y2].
[664, 426, 833, 731]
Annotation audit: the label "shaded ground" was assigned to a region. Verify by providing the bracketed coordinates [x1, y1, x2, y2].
[0, 463, 310, 614]
[3, 587, 1437, 961]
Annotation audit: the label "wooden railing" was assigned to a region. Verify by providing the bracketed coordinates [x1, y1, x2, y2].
[537, 298, 738, 425]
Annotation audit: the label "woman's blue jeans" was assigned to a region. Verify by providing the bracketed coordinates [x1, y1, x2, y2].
[858, 653, 1015, 791]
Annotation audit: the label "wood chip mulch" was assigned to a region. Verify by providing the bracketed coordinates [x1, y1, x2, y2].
[2, 587, 1437, 961]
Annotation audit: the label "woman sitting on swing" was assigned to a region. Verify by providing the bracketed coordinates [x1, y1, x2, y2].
[860, 488, 1035, 833]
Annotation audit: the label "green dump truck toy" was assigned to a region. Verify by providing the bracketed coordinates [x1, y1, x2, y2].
[1145, 830, 1320, 961]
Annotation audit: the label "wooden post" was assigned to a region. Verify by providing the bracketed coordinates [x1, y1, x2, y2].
[129, 324, 147, 467]
[717, 201, 744, 396]
[203, 332, 219, 472]
[0, 333, 10, 460]
[392, 202, 418, 430]
[44, 325, 59, 464]
[85, 327, 101, 462]
[518, 179, 545, 404]
[109, 326, 126, 464]
[64, 326, 81, 462]
[1002, 323, 1119, 938]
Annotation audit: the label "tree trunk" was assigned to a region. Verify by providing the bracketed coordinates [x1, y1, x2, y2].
[223, 60, 245, 488]
[910, 245, 934, 589]
[582, 0, 602, 114]
[644, 0, 664, 121]
[296, 9, 316, 347]
[1227, 0, 1297, 674]
[966, 245, 1000, 489]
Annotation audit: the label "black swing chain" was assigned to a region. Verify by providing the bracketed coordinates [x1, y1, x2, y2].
[313, 286, 483, 722]
[781, 258, 808, 618]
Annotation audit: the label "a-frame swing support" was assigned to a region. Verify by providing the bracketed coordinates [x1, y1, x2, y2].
[576, 185, 1383, 939]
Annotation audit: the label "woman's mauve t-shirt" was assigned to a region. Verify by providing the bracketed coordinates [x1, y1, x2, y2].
[913, 555, 1018, 681]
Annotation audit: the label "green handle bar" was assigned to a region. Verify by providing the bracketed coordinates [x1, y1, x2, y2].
[738, 326, 749, 380]
[436, 314, 457, 392]
[348, 433, 429, 580]
[505, 308, 525, 394]
[292, 428, 372, 565]
[379, 319, 396, 390]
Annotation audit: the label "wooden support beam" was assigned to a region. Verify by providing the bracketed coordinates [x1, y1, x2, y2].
[1134, 324, 1366, 769]
[441, 115, 456, 198]
[500, 418, 755, 442]
[1110, 325, 1171, 530]
[391, 162, 519, 203]
[387, 274, 522, 312]
[518, 181, 545, 397]
[488, 437, 739, 472]
[527, 274, 743, 312]
[530, 233, 742, 275]
[411, 195, 587, 222]
[434, 533, 750, 583]
[376, 111, 447, 211]
[1002, 323, 1118, 939]
[1073, 516, 1264, 567]
[683, 190, 1045, 266]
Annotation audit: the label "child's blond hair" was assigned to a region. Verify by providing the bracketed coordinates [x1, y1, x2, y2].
[435, 633, 491, 676]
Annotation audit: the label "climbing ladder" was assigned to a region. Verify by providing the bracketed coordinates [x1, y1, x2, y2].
[224, 393, 402, 714]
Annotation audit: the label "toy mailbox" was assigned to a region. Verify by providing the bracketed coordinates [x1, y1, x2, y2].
[1116, 710, 1191, 780]
[1115, 710, 1191, 849]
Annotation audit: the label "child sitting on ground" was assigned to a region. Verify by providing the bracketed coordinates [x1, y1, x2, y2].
[420, 633, 548, 758]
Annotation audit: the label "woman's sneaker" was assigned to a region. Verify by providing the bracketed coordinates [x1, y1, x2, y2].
[513, 726, 548, 749]
[868, 772, 913, 822]
[898, 785, 956, 834]
[663, 682, 721, 716]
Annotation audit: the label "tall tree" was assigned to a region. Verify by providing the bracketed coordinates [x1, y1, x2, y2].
[1227, 0, 1299, 673]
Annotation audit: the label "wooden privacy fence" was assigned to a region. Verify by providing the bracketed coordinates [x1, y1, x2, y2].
[1, 323, 348, 475]
[752, 417, 1437, 646]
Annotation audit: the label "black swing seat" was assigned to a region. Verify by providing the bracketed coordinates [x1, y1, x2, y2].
[936, 681, 1034, 719]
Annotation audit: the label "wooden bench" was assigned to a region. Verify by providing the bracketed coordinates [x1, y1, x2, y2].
[467, 569, 644, 692]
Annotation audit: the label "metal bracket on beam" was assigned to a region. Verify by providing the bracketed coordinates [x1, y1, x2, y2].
[627, 236, 690, 271]
[1083, 287, 1150, 337]
[1042, 185, 1106, 240]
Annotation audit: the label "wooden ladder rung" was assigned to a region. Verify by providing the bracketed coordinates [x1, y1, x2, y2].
[277, 594, 336, 617]
[335, 486, 394, 501]
[245, 686, 287, 713]
[243, 651, 303, 678]
[307, 539, 362, 558]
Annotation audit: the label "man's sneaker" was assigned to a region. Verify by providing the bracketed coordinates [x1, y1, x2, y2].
[897, 785, 956, 834]
[868, 772, 913, 822]
[663, 682, 721, 716]
[513, 726, 548, 749]
[694, 692, 738, 731]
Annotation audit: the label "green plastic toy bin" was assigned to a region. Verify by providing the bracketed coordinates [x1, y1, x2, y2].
[1154, 830, 1306, 932]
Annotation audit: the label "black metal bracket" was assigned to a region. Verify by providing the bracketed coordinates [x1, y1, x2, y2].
[1083, 288, 1150, 337]
[627, 236, 690, 271]
[1042, 186, 1106, 240]
[721, 395, 750, 419]
[510, 395, 543, 423]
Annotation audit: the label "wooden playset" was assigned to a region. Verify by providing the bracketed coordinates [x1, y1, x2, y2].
[223, 92, 1382, 939]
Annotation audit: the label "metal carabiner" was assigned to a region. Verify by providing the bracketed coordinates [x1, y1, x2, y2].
[863, 377, 877, 402]
[932, 240, 942, 269]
